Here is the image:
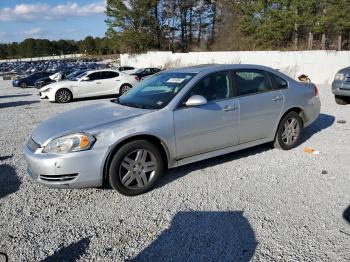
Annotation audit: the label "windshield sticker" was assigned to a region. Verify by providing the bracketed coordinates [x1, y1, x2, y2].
[157, 101, 164, 106]
[167, 78, 186, 84]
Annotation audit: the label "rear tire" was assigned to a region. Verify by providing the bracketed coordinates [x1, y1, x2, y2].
[55, 89, 72, 103]
[20, 82, 27, 88]
[335, 95, 348, 105]
[274, 112, 303, 150]
[108, 140, 164, 196]
[120, 84, 132, 95]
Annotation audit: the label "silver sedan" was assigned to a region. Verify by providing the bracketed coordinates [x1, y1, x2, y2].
[24, 64, 321, 196]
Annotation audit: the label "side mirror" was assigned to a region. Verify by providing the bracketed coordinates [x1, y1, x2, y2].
[81, 76, 90, 81]
[185, 95, 207, 107]
[279, 82, 288, 88]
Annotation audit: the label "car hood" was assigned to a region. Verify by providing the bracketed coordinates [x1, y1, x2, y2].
[31, 102, 152, 145]
[39, 80, 71, 91]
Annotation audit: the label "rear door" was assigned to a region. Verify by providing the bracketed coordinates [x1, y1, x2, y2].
[233, 69, 284, 144]
[174, 71, 240, 159]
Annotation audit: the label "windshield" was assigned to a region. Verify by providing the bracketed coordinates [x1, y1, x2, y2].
[70, 71, 87, 81]
[118, 72, 196, 109]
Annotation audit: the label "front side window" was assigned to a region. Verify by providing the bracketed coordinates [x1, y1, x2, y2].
[118, 72, 196, 109]
[185, 71, 232, 103]
[234, 70, 272, 96]
[87, 72, 101, 81]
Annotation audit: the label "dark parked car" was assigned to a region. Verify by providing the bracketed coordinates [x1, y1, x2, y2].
[34, 77, 55, 89]
[132, 68, 162, 81]
[12, 72, 52, 88]
[332, 67, 350, 105]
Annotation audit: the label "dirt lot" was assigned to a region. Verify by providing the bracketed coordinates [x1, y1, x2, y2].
[0, 80, 349, 261]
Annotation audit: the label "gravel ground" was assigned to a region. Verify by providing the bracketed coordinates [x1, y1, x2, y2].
[0, 80, 349, 261]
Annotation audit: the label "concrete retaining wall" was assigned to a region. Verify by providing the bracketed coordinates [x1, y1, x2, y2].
[120, 51, 350, 84]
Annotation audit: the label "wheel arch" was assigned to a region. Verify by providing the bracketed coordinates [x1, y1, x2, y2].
[102, 134, 171, 187]
[55, 87, 73, 101]
[274, 107, 305, 140]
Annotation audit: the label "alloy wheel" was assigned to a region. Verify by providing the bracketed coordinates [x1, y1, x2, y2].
[57, 90, 71, 103]
[120, 85, 131, 94]
[119, 149, 157, 189]
[281, 118, 300, 145]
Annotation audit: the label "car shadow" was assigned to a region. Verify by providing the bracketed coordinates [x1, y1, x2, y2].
[41, 237, 91, 262]
[343, 206, 350, 224]
[0, 164, 21, 199]
[0, 94, 32, 99]
[72, 95, 119, 103]
[0, 100, 39, 109]
[157, 143, 272, 189]
[300, 113, 335, 144]
[0, 155, 13, 161]
[158, 114, 334, 189]
[131, 211, 257, 262]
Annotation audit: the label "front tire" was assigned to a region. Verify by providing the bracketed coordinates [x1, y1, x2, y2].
[335, 95, 348, 105]
[120, 84, 132, 95]
[274, 112, 303, 150]
[108, 140, 164, 196]
[55, 89, 72, 103]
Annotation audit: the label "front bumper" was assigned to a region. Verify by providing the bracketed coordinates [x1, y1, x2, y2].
[24, 141, 107, 189]
[12, 81, 20, 87]
[39, 90, 55, 101]
[332, 80, 350, 97]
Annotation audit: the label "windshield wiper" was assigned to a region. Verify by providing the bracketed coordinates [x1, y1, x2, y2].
[119, 101, 145, 109]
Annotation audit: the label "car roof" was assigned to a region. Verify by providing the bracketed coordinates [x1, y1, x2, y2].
[85, 69, 119, 74]
[168, 64, 281, 73]
[165, 64, 295, 81]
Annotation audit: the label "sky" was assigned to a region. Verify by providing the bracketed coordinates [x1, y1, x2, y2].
[0, 0, 107, 43]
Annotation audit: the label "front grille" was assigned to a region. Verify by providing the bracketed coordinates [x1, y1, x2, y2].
[39, 174, 78, 182]
[27, 138, 41, 152]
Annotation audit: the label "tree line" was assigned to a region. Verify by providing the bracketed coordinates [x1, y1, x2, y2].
[0, 36, 116, 59]
[106, 0, 350, 52]
[1, 0, 349, 59]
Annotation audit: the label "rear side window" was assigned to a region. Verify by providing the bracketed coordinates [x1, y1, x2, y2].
[269, 73, 288, 89]
[234, 70, 272, 96]
[101, 71, 119, 79]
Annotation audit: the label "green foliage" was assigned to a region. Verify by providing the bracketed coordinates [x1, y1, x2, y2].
[0, 37, 115, 59]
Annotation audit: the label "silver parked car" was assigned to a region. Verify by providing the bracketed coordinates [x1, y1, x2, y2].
[24, 64, 321, 196]
[332, 66, 350, 105]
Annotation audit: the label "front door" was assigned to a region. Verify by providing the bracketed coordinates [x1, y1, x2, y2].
[174, 71, 239, 159]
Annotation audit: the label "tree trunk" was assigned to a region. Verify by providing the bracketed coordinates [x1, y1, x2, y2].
[197, 13, 202, 47]
[308, 32, 313, 50]
[208, 1, 217, 49]
[293, 9, 298, 49]
[338, 34, 342, 51]
[321, 33, 326, 50]
[189, 5, 193, 50]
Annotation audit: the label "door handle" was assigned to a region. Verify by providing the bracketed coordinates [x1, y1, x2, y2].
[223, 105, 238, 112]
[272, 96, 283, 101]
[96, 82, 102, 84]
[116, 79, 121, 82]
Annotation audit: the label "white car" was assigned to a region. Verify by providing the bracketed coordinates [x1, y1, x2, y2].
[39, 69, 138, 103]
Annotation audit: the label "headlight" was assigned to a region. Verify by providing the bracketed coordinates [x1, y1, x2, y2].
[42, 133, 96, 154]
[334, 73, 345, 81]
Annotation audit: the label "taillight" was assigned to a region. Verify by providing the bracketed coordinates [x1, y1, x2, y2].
[313, 84, 319, 97]
[135, 76, 140, 81]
